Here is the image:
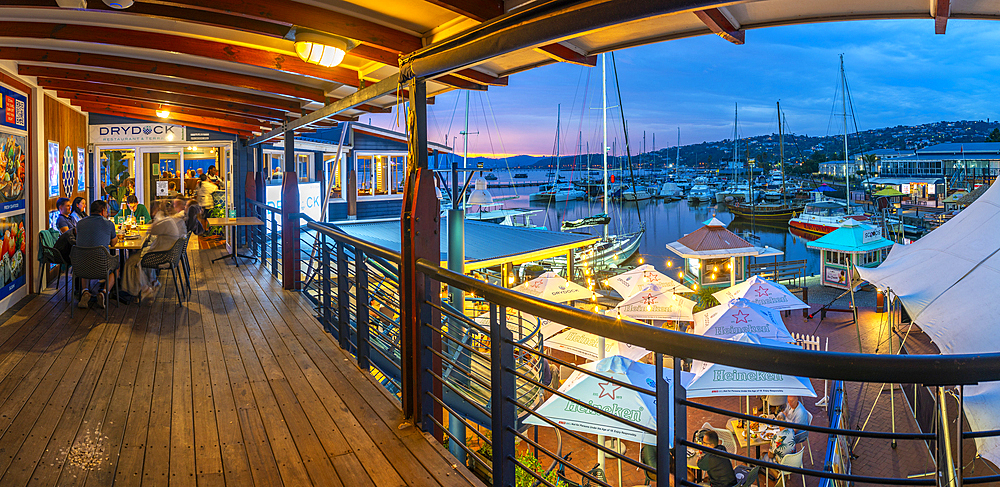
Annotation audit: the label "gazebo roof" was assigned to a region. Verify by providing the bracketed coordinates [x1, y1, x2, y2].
[807, 220, 894, 254]
[667, 218, 780, 259]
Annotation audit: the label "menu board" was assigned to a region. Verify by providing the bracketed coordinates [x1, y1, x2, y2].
[0, 133, 25, 213]
[0, 86, 27, 132]
[0, 213, 26, 301]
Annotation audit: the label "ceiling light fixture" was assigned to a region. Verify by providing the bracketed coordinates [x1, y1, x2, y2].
[155, 108, 170, 118]
[293, 31, 354, 68]
[102, 0, 133, 8]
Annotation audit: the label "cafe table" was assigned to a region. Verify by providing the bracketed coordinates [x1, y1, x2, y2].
[730, 420, 772, 459]
[207, 217, 264, 266]
[111, 224, 149, 269]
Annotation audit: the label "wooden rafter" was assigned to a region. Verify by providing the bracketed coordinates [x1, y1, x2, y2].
[534, 43, 597, 67]
[72, 101, 266, 133]
[419, 0, 503, 22]
[0, 47, 325, 102]
[37, 79, 287, 121]
[21, 65, 302, 112]
[56, 92, 273, 127]
[448, 69, 508, 86]
[933, 0, 950, 34]
[4, 22, 360, 85]
[694, 7, 745, 44]
[435, 74, 488, 91]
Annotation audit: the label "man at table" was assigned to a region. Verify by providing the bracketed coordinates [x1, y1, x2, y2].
[777, 396, 809, 435]
[75, 200, 119, 309]
[120, 195, 152, 224]
[55, 197, 76, 234]
[693, 430, 737, 487]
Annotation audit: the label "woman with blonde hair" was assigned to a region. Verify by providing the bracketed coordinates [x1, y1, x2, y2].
[121, 199, 187, 296]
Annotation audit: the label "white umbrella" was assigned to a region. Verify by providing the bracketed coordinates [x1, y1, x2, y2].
[607, 264, 694, 299]
[713, 275, 808, 311]
[544, 329, 650, 362]
[525, 355, 693, 446]
[514, 271, 593, 302]
[615, 283, 696, 321]
[692, 298, 793, 341]
[685, 333, 817, 398]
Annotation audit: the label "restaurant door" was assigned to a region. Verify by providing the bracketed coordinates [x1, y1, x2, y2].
[138, 146, 183, 210]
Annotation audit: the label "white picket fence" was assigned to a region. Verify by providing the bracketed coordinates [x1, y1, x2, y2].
[789, 333, 831, 409]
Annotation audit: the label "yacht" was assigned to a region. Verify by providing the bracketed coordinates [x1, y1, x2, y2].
[788, 200, 868, 235]
[716, 182, 751, 203]
[687, 177, 715, 203]
[615, 184, 652, 201]
[657, 182, 683, 201]
[529, 182, 586, 202]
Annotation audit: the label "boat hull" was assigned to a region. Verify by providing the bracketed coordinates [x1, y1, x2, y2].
[728, 202, 804, 222]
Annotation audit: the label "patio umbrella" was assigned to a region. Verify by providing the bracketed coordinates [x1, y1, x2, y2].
[692, 298, 793, 341]
[712, 275, 809, 312]
[874, 187, 906, 197]
[813, 184, 835, 192]
[524, 355, 693, 446]
[473, 309, 554, 342]
[513, 271, 593, 303]
[615, 283, 696, 321]
[606, 264, 693, 299]
[685, 333, 817, 398]
[544, 328, 650, 362]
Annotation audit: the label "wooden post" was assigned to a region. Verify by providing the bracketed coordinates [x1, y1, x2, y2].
[281, 130, 300, 290]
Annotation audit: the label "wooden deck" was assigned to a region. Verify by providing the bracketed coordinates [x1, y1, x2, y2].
[0, 243, 483, 487]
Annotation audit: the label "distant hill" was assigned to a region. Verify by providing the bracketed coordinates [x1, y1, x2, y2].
[441, 119, 1000, 170]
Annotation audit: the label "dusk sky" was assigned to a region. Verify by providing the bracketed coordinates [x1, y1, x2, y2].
[368, 19, 1000, 157]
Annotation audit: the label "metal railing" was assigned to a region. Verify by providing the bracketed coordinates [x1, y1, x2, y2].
[246, 199, 282, 283]
[302, 219, 1000, 487]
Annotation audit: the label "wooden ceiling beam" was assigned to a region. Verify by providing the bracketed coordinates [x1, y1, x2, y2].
[694, 7, 745, 44]
[73, 101, 266, 133]
[4, 22, 360, 86]
[56, 92, 271, 127]
[419, 0, 503, 22]
[435, 74, 487, 91]
[0, 47, 325, 102]
[37, 79, 287, 121]
[450, 69, 507, 86]
[933, 0, 950, 34]
[534, 43, 597, 67]
[80, 106, 255, 137]
[21, 65, 302, 112]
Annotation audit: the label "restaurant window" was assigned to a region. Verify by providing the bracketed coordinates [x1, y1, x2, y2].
[391, 155, 406, 195]
[357, 155, 373, 196]
[701, 257, 732, 285]
[374, 156, 389, 195]
[297, 153, 314, 182]
[266, 151, 283, 183]
[324, 153, 343, 199]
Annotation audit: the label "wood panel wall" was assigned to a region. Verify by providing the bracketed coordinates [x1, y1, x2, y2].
[43, 95, 88, 218]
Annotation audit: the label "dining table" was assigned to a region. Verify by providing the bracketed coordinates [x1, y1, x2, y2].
[730, 419, 775, 459]
[111, 224, 149, 269]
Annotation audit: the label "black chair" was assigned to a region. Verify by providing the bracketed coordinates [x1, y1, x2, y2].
[70, 246, 119, 320]
[37, 231, 71, 302]
[178, 232, 192, 295]
[140, 237, 187, 306]
[737, 465, 761, 487]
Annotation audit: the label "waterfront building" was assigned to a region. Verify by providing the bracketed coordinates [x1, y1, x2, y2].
[665, 217, 782, 288]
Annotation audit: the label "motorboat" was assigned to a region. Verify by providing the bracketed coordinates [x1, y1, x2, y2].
[615, 184, 652, 201]
[687, 178, 715, 203]
[716, 182, 751, 203]
[529, 182, 586, 202]
[788, 200, 868, 235]
[657, 182, 683, 201]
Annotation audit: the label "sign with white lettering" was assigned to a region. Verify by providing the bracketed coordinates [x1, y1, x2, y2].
[861, 227, 882, 244]
[89, 123, 184, 144]
[0, 86, 27, 132]
[265, 182, 322, 222]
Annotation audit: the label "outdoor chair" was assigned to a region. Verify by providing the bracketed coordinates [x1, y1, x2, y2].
[70, 246, 119, 320]
[178, 232, 192, 295]
[736, 465, 761, 487]
[793, 408, 814, 464]
[773, 449, 805, 487]
[38, 229, 71, 301]
[140, 237, 187, 306]
[701, 422, 739, 460]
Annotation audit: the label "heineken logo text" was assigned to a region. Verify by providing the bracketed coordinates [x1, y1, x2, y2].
[713, 369, 783, 382]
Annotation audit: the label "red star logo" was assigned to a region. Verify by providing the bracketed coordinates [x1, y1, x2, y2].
[732, 310, 749, 323]
[641, 293, 657, 305]
[528, 279, 544, 290]
[754, 285, 770, 298]
[644, 271, 661, 283]
[598, 382, 621, 400]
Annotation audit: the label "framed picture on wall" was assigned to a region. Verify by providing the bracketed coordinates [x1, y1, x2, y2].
[77, 148, 86, 193]
[62, 146, 74, 197]
[47, 141, 59, 198]
[0, 132, 26, 212]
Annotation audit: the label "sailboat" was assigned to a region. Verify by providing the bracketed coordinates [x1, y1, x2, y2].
[529, 105, 586, 202]
[728, 101, 806, 222]
[716, 106, 751, 204]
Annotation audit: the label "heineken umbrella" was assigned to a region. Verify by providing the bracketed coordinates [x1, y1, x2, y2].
[614, 283, 696, 321]
[514, 271, 593, 303]
[525, 356, 693, 446]
[692, 298, 794, 341]
[544, 328, 650, 362]
[712, 275, 808, 312]
[606, 264, 693, 299]
[474, 309, 554, 341]
[685, 333, 816, 398]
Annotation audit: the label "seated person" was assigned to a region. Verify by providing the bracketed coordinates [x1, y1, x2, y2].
[777, 396, 809, 437]
[693, 430, 737, 487]
[75, 200, 119, 309]
[185, 199, 205, 235]
[120, 195, 152, 223]
[766, 427, 795, 462]
[54, 197, 76, 234]
[121, 201, 186, 296]
[71, 197, 87, 223]
[167, 181, 180, 197]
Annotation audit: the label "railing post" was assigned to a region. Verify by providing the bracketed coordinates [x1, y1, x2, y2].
[281, 129, 301, 290]
[356, 249, 370, 370]
[337, 241, 350, 350]
[673, 356, 688, 485]
[655, 353, 671, 483]
[418, 273, 435, 438]
[321, 232, 332, 335]
[490, 303, 516, 487]
[270, 213, 278, 276]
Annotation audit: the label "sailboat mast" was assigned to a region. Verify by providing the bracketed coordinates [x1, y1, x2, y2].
[555, 104, 561, 180]
[778, 101, 785, 194]
[676, 127, 680, 176]
[734, 103, 739, 179]
[841, 54, 850, 211]
[602, 53, 608, 239]
[462, 90, 470, 209]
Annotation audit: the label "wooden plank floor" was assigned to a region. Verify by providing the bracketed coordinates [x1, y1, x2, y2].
[0, 241, 484, 487]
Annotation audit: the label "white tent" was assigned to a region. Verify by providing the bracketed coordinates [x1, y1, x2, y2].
[692, 298, 793, 341]
[685, 333, 817, 398]
[513, 271, 593, 302]
[615, 283, 696, 321]
[713, 275, 809, 311]
[856, 180, 1000, 465]
[544, 328, 650, 362]
[607, 264, 693, 299]
[524, 356, 692, 445]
